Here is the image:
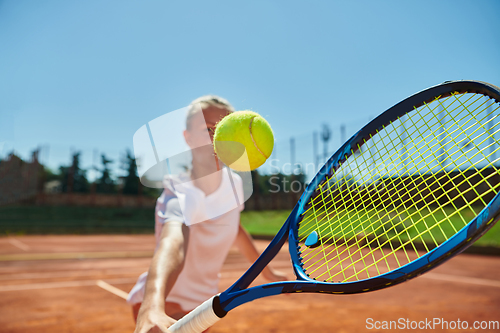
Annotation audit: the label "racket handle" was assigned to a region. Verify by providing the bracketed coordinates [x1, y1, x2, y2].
[168, 295, 225, 333]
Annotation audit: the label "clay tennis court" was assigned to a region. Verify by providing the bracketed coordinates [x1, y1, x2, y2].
[0, 235, 499, 332]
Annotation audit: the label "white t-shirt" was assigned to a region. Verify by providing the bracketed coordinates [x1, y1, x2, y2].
[126, 167, 244, 311]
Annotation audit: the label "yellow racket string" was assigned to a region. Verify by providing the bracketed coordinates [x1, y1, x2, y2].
[298, 94, 498, 248]
[299, 93, 461, 235]
[297, 92, 500, 282]
[298, 105, 498, 258]
[304, 126, 500, 278]
[300, 95, 467, 251]
[300, 97, 500, 278]
[300, 128, 500, 272]
[300, 92, 482, 231]
[306, 110, 500, 281]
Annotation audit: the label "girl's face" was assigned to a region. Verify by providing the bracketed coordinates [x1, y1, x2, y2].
[184, 106, 230, 159]
[184, 106, 229, 147]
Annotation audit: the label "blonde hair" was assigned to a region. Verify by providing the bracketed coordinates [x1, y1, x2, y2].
[186, 95, 235, 130]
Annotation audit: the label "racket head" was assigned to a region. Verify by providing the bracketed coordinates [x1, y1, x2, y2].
[286, 80, 500, 293]
[170, 81, 500, 332]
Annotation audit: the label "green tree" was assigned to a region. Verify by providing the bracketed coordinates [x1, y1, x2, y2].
[121, 149, 139, 195]
[96, 154, 115, 193]
[120, 149, 161, 197]
[60, 151, 89, 193]
[43, 166, 59, 182]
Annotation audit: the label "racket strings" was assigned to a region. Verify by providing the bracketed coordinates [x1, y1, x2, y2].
[300, 94, 475, 246]
[302, 132, 498, 266]
[300, 94, 499, 244]
[298, 104, 498, 256]
[297, 92, 500, 283]
[305, 136, 498, 280]
[301, 93, 470, 226]
[322, 106, 500, 280]
[324, 100, 500, 278]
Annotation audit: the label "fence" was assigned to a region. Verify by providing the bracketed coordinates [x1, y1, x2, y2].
[0, 118, 370, 209]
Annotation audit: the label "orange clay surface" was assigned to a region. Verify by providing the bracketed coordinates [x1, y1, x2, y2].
[0, 235, 499, 333]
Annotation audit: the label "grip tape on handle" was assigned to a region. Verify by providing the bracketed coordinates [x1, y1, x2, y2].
[168, 295, 225, 333]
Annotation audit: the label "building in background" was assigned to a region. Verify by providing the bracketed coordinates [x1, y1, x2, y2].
[0, 149, 42, 206]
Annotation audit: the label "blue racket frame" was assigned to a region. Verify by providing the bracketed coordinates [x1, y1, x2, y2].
[218, 80, 500, 313]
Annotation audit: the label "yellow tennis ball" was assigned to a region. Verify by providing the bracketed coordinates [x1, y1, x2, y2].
[213, 110, 274, 171]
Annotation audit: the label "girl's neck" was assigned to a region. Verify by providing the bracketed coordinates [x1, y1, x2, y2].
[190, 155, 223, 196]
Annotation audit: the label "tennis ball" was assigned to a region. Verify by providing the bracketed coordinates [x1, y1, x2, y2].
[213, 110, 274, 171]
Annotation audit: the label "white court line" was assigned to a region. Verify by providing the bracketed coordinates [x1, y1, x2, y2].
[423, 272, 500, 288]
[223, 263, 500, 288]
[0, 268, 146, 281]
[360, 266, 500, 289]
[220, 262, 291, 271]
[96, 280, 129, 299]
[0, 250, 154, 261]
[0, 270, 499, 293]
[111, 236, 154, 244]
[8, 238, 31, 251]
[0, 277, 137, 292]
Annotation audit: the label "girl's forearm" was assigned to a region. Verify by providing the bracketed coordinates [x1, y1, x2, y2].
[141, 222, 188, 309]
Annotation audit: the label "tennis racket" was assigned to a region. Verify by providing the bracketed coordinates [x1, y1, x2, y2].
[169, 80, 500, 333]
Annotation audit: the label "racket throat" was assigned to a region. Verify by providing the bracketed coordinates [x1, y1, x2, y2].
[212, 295, 227, 318]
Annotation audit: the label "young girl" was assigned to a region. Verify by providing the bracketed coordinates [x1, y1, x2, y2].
[128, 96, 286, 333]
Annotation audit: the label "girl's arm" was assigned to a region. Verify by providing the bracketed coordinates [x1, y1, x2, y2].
[134, 221, 189, 333]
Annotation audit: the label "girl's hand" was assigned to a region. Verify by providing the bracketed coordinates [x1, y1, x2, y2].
[135, 306, 177, 333]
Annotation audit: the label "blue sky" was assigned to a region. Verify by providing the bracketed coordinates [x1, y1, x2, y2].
[1, 0, 499, 180]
